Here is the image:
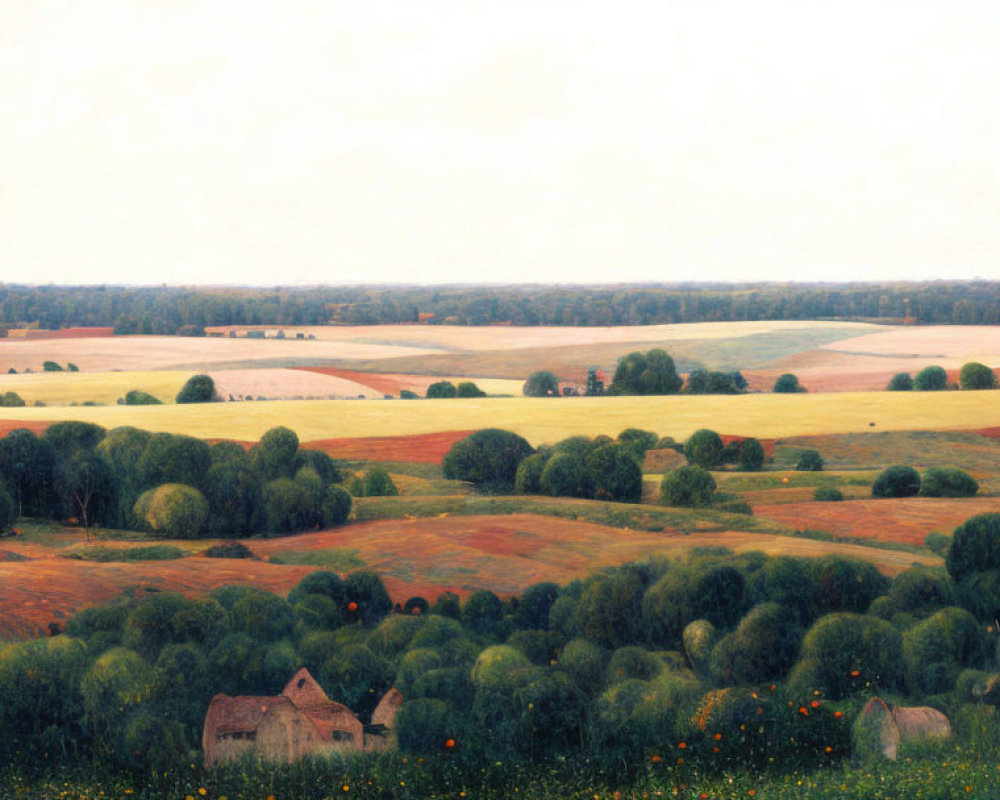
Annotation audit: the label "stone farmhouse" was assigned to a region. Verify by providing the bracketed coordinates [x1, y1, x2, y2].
[202, 668, 402, 768]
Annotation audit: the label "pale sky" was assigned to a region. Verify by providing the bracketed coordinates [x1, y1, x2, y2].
[2, 1, 999, 286]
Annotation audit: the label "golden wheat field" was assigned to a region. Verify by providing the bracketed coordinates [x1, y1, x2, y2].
[1, 389, 999, 445]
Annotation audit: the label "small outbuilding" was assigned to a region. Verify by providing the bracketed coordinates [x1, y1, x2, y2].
[203, 668, 398, 768]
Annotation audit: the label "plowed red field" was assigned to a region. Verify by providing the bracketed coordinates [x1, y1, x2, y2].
[0, 514, 940, 639]
[303, 430, 476, 463]
[755, 497, 1000, 545]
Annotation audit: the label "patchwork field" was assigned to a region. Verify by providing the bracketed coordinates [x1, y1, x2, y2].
[2, 390, 1000, 446]
[0, 514, 941, 639]
[754, 496, 1000, 546]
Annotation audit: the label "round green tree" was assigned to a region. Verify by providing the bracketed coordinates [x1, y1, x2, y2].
[872, 465, 921, 498]
[175, 374, 216, 403]
[914, 365, 948, 391]
[959, 362, 997, 390]
[442, 429, 534, 492]
[684, 428, 724, 468]
[919, 467, 978, 498]
[660, 465, 716, 508]
[886, 372, 913, 391]
[522, 371, 559, 397]
[773, 373, 805, 393]
[426, 381, 457, 398]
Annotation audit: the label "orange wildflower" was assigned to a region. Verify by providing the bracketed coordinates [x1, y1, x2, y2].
[714, 733, 722, 741]
[347, 601, 359, 612]
[445, 738, 455, 749]
[799, 706, 809, 715]
[811, 700, 820, 708]
[678, 742, 687, 749]
[651, 755, 661, 763]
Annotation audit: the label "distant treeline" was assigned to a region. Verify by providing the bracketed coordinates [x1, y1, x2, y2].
[2, 281, 1000, 333]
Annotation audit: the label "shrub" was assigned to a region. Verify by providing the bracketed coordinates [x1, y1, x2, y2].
[134, 484, 209, 538]
[682, 619, 718, 673]
[362, 466, 398, 497]
[914, 365, 948, 391]
[587, 443, 642, 502]
[919, 467, 978, 497]
[616, 428, 659, 461]
[903, 606, 987, 694]
[773, 373, 805, 393]
[321, 485, 352, 526]
[606, 646, 662, 684]
[42, 360, 63, 372]
[887, 372, 913, 391]
[399, 389, 419, 399]
[710, 602, 803, 685]
[557, 638, 607, 697]
[175, 374, 216, 403]
[344, 571, 393, 626]
[813, 486, 843, 501]
[513, 453, 549, 494]
[123, 390, 162, 405]
[426, 381, 457, 399]
[607, 349, 682, 395]
[261, 478, 313, 534]
[814, 557, 890, 615]
[287, 571, 346, 607]
[924, 531, 951, 556]
[461, 590, 505, 638]
[251, 426, 299, 481]
[539, 452, 589, 497]
[795, 449, 824, 471]
[789, 613, 903, 699]
[137, 433, 211, 491]
[442, 429, 534, 492]
[947, 512, 1000, 583]
[959, 361, 997, 390]
[660, 465, 716, 508]
[872, 465, 921, 498]
[684, 429, 724, 468]
[456, 381, 486, 398]
[0, 391, 25, 407]
[522, 371, 559, 397]
[203, 541, 254, 559]
[738, 437, 765, 471]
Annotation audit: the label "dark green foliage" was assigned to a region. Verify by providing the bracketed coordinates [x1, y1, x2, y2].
[321, 485, 352, 526]
[411, 667, 476, 709]
[293, 594, 343, 630]
[919, 467, 978, 497]
[924, 530, 951, 556]
[431, 591, 462, 619]
[773, 373, 805, 393]
[903, 606, 986, 694]
[295, 449, 343, 485]
[134, 483, 209, 538]
[203, 463, 263, 536]
[514, 453, 549, 494]
[585, 366, 604, 396]
[738, 437, 765, 470]
[362, 466, 398, 497]
[287, 571, 347, 607]
[0, 391, 25, 406]
[872, 465, 921, 497]
[540, 452, 590, 499]
[515, 582, 559, 630]
[396, 698, 456, 754]
[402, 596, 429, 616]
[641, 568, 693, 648]
[43, 421, 106, 459]
[556, 638, 607, 697]
[426, 380, 457, 398]
[461, 590, 505, 638]
[947, 513, 1000, 583]
[606, 646, 662, 683]
[616, 428, 659, 460]
[813, 486, 843, 501]
[251, 426, 300, 481]
[959, 361, 997, 390]
[814, 557, 890, 615]
[659, 465, 716, 507]
[320, 644, 390, 719]
[750, 557, 816, 621]
[682, 619, 718, 673]
[711, 602, 802, 685]
[344, 571, 393, 626]
[573, 568, 644, 649]
[123, 390, 162, 405]
[203, 541, 254, 558]
[442, 429, 534, 492]
[122, 593, 186, 660]
[685, 369, 741, 394]
[171, 597, 230, 646]
[795, 449, 824, 471]
[887, 372, 914, 391]
[506, 630, 556, 665]
[53, 450, 117, 531]
[400, 389, 419, 399]
[262, 478, 313, 534]
[136, 433, 211, 491]
[684, 428, 724, 468]
[0, 428, 52, 517]
[175, 374, 216, 403]
[229, 590, 294, 642]
[690, 565, 747, 629]
[914, 365, 948, 391]
[587, 444, 642, 502]
[957, 569, 1000, 622]
[43, 360, 63, 372]
[789, 612, 904, 699]
[456, 381, 486, 397]
[608, 349, 682, 395]
[210, 440, 250, 468]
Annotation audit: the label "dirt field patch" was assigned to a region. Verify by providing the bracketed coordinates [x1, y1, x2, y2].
[304, 430, 477, 463]
[754, 497, 1000, 546]
[292, 367, 523, 397]
[0, 513, 941, 639]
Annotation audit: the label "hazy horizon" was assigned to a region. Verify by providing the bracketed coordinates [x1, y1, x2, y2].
[4, 2, 1000, 287]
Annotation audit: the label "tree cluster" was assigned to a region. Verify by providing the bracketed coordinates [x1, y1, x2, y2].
[0, 423, 354, 538]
